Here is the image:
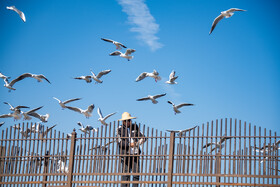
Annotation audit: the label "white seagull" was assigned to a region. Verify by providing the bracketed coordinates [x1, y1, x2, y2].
[53, 97, 82, 109]
[136, 70, 161, 82]
[97, 108, 116, 126]
[66, 104, 94, 118]
[74, 75, 92, 83]
[21, 106, 43, 120]
[165, 70, 178, 84]
[109, 49, 136, 61]
[57, 159, 69, 173]
[6, 6, 26, 22]
[0, 72, 10, 80]
[209, 8, 246, 35]
[167, 101, 194, 115]
[4, 102, 29, 111]
[90, 69, 111, 84]
[28, 112, 50, 123]
[17, 73, 51, 83]
[77, 122, 95, 134]
[101, 38, 127, 50]
[38, 124, 57, 138]
[137, 93, 166, 104]
[203, 136, 232, 152]
[166, 125, 198, 136]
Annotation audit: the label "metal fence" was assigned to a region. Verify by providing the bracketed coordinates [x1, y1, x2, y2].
[0, 118, 279, 186]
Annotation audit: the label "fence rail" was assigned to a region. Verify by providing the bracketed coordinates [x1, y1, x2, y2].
[0, 118, 279, 186]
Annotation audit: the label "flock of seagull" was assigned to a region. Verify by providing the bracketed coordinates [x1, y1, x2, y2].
[2, 5, 250, 152]
[3, 5, 279, 161]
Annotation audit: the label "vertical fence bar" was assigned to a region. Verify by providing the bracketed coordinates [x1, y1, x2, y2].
[167, 131, 175, 187]
[67, 129, 77, 187]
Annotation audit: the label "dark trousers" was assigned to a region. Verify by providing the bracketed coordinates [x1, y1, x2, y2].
[120, 156, 140, 187]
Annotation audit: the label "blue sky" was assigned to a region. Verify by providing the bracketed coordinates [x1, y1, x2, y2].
[0, 0, 279, 135]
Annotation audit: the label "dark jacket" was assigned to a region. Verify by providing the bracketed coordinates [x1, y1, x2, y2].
[116, 123, 146, 155]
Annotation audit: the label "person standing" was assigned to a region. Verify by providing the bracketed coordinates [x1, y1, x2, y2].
[116, 112, 146, 187]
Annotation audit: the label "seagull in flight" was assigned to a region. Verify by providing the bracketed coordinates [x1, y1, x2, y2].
[6, 6, 26, 22]
[137, 93, 166, 104]
[38, 124, 57, 138]
[21, 106, 43, 120]
[91, 140, 116, 151]
[165, 70, 178, 84]
[66, 104, 94, 118]
[109, 49, 136, 61]
[4, 102, 29, 112]
[74, 75, 92, 83]
[0, 72, 10, 80]
[203, 136, 232, 152]
[166, 125, 198, 136]
[15, 73, 50, 83]
[97, 108, 116, 126]
[53, 97, 81, 109]
[90, 69, 111, 84]
[167, 101, 194, 115]
[136, 70, 161, 82]
[101, 38, 127, 50]
[77, 122, 96, 134]
[28, 111, 50, 123]
[209, 8, 246, 35]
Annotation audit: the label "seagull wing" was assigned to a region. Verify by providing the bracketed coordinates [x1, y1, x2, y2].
[7, 6, 26, 22]
[37, 75, 51, 84]
[9, 73, 32, 87]
[209, 14, 224, 35]
[181, 125, 198, 133]
[136, 96, 150, 101]
[0, 114, 13, 118]
[101, 38, 114, 43]
[103, 112, 116, 120]
[77, 122, 83, 127]
[136, 72, 147, 82]
[65, 106, 82, 113]
[169, 71, 175, 79]
[53, 97, 61, 103]
[167, 101, 174, 105]
[43, 124, 57, 136]
[96, 70, 111, 79]
[63, 98, 81, 104]
[228, 8, 246, 12]
[203, 142, 216, 148]
[87, 104, 94, 113]
[3, 102, 14, 109]
[28, 112, 41, 119]
[125, 49, 136, 55]
[166, 129, 180, 133]
[26, 106, 43, 114]
[176, 103, 194, 109]
[97, 108, 103, 118]
[119, 43, 127, 48]
[153, 93, 166, 99]
[109, 51, 121, 56]
[15, 105, 30, 110]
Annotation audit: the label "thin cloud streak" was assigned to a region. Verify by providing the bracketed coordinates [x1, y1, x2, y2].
[118, 0, 163, 51]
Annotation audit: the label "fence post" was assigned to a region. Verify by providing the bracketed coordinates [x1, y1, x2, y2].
[67, 129, 77, 187]
[42, 151, 49, 187]
[167, 132, 175, 187]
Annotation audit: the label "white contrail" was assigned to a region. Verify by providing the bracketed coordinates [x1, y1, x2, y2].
[118, 0, 163, 51]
